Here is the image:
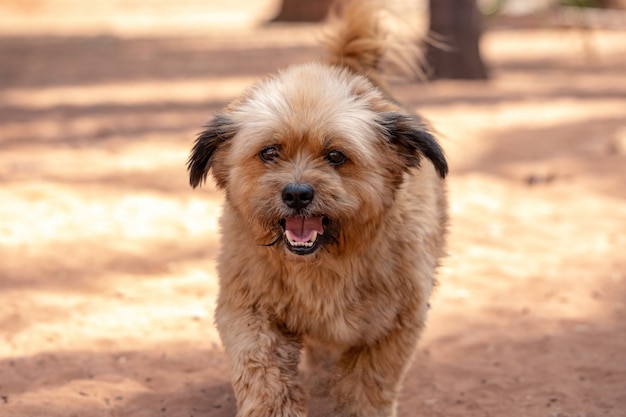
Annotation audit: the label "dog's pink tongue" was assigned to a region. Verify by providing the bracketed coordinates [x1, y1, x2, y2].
[285, 216, 324, 242]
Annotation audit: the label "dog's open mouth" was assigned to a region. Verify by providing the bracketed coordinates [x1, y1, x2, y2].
[281, 216, 325, 255]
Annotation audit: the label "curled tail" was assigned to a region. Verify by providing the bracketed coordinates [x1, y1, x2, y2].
[324, 0, 422, 87]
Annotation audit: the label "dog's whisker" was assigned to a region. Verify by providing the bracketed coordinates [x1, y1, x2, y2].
[258, 234, 282, 247]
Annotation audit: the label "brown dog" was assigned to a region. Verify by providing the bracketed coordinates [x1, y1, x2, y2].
[188, 1, 448, 416]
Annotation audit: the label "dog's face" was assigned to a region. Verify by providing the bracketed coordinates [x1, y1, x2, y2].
[189, 63, 447, 258]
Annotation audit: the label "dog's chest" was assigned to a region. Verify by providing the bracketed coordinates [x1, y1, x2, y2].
[271, 268, 401, 345]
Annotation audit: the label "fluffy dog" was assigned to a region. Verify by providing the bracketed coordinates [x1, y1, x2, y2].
[188, 1, 448, 416]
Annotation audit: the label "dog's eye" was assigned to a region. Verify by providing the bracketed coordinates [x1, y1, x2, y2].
[260, 146, 281, 163]
[326, 150, 347, 166]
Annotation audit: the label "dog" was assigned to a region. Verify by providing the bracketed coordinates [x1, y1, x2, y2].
[188, 1, 448, 416]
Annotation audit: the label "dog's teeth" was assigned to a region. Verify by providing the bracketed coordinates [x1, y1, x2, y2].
[285, 230, 317, 248]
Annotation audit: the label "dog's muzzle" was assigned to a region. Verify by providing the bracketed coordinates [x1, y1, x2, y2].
[280, 183, 325, 255]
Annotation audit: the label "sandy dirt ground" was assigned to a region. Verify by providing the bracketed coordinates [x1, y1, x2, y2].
[1, 1, 626, 416]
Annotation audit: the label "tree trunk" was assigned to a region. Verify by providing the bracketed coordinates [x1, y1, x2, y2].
[425, 0, 488, 80]
[271, 0, 336, 22]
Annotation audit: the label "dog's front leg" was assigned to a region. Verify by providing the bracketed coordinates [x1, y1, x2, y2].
[216, 304, 306, 417]
[331, 323, 423, 417]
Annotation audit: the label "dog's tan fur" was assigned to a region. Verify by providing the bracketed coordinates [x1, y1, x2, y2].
[188, 1, 448, 416]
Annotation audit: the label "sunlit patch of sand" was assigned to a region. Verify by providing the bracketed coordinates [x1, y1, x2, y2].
[0, 264, 221, 357]
[0, 0, 278, 36]
[0, 77, 256, 110]
[0, 184, 222, 245]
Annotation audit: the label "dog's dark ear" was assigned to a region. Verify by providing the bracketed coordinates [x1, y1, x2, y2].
[379, 112, 448, 179]
[188, 114, 237, 189]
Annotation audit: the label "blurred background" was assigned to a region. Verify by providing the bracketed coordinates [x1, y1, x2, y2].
[0, 1, 625, 417]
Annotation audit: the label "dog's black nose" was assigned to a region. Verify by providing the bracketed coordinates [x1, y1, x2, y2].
[282, 183, 314, 210]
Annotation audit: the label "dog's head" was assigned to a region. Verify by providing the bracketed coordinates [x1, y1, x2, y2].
[188, 63, 447, 258]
